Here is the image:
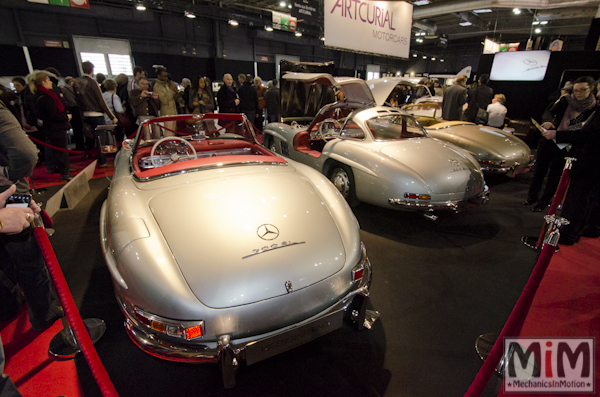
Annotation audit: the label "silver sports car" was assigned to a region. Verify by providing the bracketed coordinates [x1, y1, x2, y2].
[370, 78, 533, 176]
[99, 113, 376, 388]
[263, 73, 489, 216]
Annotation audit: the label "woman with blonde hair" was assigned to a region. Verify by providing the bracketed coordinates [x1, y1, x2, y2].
[29, 70, 73, 181]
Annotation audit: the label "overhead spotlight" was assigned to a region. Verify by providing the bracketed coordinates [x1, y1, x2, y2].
[440, 59, 444, 62]
[412, 53, 417, 57]
[431, 57, 436, 61]
[422, 55, 427, 59]
[320, 36, 326, 41]
[532, 21, 540, 25]
[265, 26, 274, 31]
[185, 11, 196, 18]
[135, 4, 146, 11]
[396, 71, 401, 76]
[540, 21, 548, 25]
[413, 0, 429, 5]
[279, 1, 286, 6]
[513, 8, 521, 14]
[535, 28, 542, 33]
[295, 31, 302, 37]
[288, 4, 292, 8]
[473, 9, 492, 13]
[228, 19, 239, 26]
[416, 38, 423, 43]
[459, 22, 472, 26]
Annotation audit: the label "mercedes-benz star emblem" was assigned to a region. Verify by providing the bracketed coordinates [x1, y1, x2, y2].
[257, 224, 280, 241]
[523, 59, 537, 66]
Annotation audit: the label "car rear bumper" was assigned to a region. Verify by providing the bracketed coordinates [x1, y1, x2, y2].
[388, 184, 490, 213]
[120, 258, 374, 365]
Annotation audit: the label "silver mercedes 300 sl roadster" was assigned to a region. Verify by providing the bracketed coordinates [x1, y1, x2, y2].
[262, 73, 489, 216]
[99, 113, 376, 387]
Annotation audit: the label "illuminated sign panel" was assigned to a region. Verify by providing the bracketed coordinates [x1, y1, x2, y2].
[324, 0, 412, 58]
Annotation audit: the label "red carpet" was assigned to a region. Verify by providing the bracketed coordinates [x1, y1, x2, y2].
[30, 153, 115, 190]
[498, 237, 600, 396]
[1, 305, 83, 397]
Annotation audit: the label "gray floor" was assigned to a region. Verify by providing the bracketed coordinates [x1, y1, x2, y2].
[39, 170, 543, 396]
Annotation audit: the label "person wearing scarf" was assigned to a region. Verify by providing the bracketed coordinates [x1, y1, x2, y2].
[525, 76, 597, 212]
[541, 77, 600, 244]
[30, 71, 73, 182]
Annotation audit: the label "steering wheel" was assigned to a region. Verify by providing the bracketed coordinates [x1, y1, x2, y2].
[150, 136, 197, 168]
[318, 118, 343, 142]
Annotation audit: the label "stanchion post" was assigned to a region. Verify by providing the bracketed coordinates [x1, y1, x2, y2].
[521, 157, 575, 251]
[468, 215, 568, 397]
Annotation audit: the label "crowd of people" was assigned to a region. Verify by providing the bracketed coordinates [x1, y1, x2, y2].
[1, 64, 282, 181]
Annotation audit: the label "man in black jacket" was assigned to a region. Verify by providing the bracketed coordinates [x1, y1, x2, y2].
[237, 74, 259, 125]
[464, 74, 494, 123]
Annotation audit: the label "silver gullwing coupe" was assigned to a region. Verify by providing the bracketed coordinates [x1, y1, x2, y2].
[99, 113, 377, 388]
[262, 73, 489, 216]
[369, 77, 534, 176]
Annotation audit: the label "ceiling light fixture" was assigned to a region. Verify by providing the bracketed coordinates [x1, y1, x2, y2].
[513, 8, 521, 14]
[135, 4, 146, 11]
[265, 26, 274, 31]
[295, 31, 302, 36]
[288, 4, 292, 8]
[431, 57, 436, 60]
[412, 53, 417, 57]
[413, 0, 430, 5]
[229, 19, 239, 26]
[422, 55, 427, 59]
[320, 36, 326, 41]
[279, 1, 286, 6]
[540, 21, 548, 25]
[535, 28, 542, 33]
[416, 38, 423, 43]
[185, 11, 196, 18]
[532, 21, 540, 25]
[459, 22, 472, 26]
[440, 59, 444, 62]
[473, 9, 492, 13]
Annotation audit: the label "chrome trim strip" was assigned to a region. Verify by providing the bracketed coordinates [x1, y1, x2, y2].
[133, 161, 288, 182]
[389, 185, 490, 212]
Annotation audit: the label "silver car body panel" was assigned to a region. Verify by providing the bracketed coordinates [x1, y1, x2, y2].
[100, 114, 371, 364]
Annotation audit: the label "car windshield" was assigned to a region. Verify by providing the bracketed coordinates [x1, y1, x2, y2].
[366, 114, 428, 141]
[131, 114, 283, 180]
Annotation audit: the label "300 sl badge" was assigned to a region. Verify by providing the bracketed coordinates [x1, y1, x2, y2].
[243, 240, 306, 259]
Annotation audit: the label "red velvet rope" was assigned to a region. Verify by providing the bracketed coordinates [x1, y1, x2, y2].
[28, 131, 137, 155]
[33, 227, 119, 397]
[535, 166, 572, 248]
[464, 242, 557, 396]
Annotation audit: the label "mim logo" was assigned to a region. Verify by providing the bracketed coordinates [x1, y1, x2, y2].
[503, 337, 595, 393]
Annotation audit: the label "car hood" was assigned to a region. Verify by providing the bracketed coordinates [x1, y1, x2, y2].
[378, 139, 484, 194]
[426, 122, 531, 158]
[148, 170, 346, 309]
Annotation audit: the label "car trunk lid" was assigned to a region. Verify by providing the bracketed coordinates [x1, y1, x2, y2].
[149, 169, 347, 309]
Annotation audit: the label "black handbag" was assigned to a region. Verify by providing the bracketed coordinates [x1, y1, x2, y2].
[475, 107, 489, 125]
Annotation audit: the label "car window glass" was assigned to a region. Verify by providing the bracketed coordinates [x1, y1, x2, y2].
[366, 115, 427, 140]
[340, 118, 365, 139]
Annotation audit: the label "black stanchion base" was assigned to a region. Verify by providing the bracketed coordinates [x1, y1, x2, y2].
[48, 318, 106, 359]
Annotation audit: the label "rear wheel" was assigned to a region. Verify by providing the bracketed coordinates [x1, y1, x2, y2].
[329, 163, 359, 207]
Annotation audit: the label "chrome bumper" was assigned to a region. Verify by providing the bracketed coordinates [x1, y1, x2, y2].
[120, 260, 374, 365]
[389, 185, 490, 213]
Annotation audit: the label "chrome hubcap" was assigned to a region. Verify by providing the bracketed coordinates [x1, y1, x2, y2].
[331, 169, 350, 197]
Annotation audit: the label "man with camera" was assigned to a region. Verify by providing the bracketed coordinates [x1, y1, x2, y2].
[129, 77, 160, 139]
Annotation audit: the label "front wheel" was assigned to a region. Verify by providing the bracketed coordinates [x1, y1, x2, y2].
[329, 163, 359, 207]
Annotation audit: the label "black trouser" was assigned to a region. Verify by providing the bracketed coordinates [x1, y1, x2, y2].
[69, 107, 85, 150]
[46, 128, 70, 176]
[84, 116, 107, 165]
[560, 174, 600, 240]
[0, 228, 59, 330]
[527, 138, 567, 205]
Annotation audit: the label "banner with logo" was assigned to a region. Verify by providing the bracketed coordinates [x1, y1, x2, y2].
[292, 0, 319, 25]
[28, 0, 89, 7]
[272, 11, 297, 32]
[70, 0, 90, 8]
[324, 0, 412, 58]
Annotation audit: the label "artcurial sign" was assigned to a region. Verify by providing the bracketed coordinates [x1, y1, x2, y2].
[324, 0, 412, 59]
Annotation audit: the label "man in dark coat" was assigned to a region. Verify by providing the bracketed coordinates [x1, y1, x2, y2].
[129, 77, 160, 139]
[265, 79, 280, 123]
[441, 75, 468, 121]
[464, 74, 494, 123]
[237, 74, 259, 125]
